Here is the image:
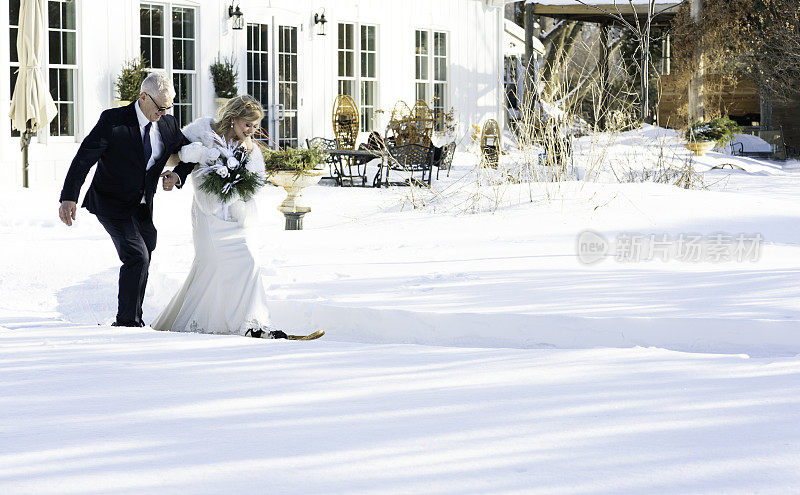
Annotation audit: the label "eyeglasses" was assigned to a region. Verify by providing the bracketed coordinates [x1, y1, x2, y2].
[145, 93, 173, 113]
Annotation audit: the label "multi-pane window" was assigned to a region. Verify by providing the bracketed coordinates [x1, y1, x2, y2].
[359, 26, 377, 132]
[414, 30, 429, 103]
[415, 29, 448, 127]
[9, 0, 20, 136]
[337, 23, 355, 98]
[277, 25, 298, 149]
[139, 3, 195, 127]
[338, 22, 378, 131]
[9, 0, 77, 137]
[140, 4, 164, 69]
[432, 32, 448, 123]
[48, 0, 77, 136]
[247, 23, 270, 143]
[171, 7, 195, 127]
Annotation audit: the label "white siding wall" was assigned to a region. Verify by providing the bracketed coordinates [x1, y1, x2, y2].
[0, 0, 502, 186]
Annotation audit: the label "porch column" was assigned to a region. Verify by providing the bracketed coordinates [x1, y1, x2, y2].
[598, 23, 609, 129]
[523, 3, 539, 109]
[688, 0, 704, 123]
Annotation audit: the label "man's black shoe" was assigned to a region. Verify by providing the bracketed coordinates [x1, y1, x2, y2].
[112, 320, 140, 327]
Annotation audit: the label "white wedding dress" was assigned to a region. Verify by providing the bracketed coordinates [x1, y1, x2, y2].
[151, 118, 273, 335]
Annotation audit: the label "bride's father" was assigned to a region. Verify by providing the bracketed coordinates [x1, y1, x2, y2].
[59, 72, 194, 327]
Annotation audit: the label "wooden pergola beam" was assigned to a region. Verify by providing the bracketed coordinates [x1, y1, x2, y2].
[531, 2, 682, 26]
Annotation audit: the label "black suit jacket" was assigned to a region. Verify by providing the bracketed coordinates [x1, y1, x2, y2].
[60, 102, 194, 219]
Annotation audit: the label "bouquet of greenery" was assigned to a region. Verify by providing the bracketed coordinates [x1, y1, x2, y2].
[187, 138, 266, 203]
[685, 116, 741, 147]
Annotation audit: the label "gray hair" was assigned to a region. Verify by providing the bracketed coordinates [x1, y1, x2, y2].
[140, 72, 176, 100]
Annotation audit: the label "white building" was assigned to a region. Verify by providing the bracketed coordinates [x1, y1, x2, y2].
[1, 0, 505, 186]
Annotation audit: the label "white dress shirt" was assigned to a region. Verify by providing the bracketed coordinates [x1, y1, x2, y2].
[134, 100, 163, 171]
[134, 100, 164, 203]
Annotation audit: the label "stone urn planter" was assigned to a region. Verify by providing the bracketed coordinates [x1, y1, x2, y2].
[268, 170, 324, 230]
[686, 140, 716, 156]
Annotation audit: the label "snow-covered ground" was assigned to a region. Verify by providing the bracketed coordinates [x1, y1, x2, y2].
[1, 126, 799, 493]
[3, 324, 799, 494]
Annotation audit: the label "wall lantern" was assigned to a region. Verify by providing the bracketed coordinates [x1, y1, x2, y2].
[313, 9, 327, 36]
[228, 3, 244, 30]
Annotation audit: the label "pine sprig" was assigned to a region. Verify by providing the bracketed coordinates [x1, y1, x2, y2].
[198, 165, 265, 203]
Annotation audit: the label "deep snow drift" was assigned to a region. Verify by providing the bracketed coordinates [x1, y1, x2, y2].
[1, 125, 799, 493]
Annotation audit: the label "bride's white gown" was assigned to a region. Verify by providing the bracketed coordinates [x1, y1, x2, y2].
[151, 118, 272, 335]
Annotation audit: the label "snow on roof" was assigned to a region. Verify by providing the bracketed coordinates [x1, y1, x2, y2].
[504, 19, 545, 56]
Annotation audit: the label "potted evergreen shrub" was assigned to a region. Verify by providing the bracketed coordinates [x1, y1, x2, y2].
[209, 56, 239, 112]
[685, 116, 741, 156]
[115, 57, 148, 107]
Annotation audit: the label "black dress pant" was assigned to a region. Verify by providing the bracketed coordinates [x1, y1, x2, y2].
[96, 204, 157, 325]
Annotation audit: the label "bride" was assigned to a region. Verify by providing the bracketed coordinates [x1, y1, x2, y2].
[151, 95, 285, 339]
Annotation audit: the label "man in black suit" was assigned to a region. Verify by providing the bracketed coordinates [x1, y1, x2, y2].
[59, 72, 194, 327]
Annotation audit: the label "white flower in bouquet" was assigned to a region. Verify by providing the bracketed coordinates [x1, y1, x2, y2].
[227, 156, 241, 169]
[214, 165, 230, 178]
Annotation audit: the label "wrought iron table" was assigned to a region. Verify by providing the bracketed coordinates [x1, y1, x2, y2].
[327, 148, 387, 187]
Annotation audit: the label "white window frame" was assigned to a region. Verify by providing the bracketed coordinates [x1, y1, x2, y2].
[9, 0, 21, 137]
[140, 3, 166, 70]
[46, 0, 79, 139]
[414, 28, 449, 127]
[276, 24, 299, 149]
[246, 22, 271, 144]
[139, 2, 197, 128]
[414, 29, 430, 104]
[337, 21, 379, 132]
[337, 22, 356, 99]
[8, 0, 80, 141]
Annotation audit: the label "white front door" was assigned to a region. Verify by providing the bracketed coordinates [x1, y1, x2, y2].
[246, 16, 301, 149]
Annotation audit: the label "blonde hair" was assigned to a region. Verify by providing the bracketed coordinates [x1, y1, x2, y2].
[211, 95, 264, 136]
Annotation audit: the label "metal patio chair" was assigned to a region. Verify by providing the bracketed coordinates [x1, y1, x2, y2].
[434, 141, 456, 179]
[385, 143, 435, 187]
[306, 137, 341, 181]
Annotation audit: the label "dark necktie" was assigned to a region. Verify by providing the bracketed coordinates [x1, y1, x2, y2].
[143, 122, 152, 167]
